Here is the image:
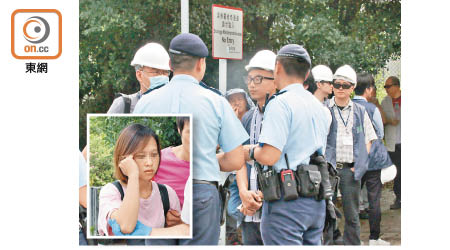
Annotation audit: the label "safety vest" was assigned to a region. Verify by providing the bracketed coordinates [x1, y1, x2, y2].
[325, 102, 369, 181]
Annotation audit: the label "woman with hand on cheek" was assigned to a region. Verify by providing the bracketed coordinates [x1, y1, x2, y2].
[97, 123, 183, 237]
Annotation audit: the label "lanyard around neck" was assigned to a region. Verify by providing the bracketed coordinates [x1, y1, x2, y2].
[336, 105, 351, 128]
[250, 108, 262, 145]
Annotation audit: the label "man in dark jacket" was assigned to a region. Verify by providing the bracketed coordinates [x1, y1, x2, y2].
[352, 72, 392, 246]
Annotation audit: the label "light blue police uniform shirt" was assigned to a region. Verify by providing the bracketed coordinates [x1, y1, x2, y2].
[79, 151, 87, 188]
[258, 83, 330, 172]
[134, 74, 249, 182]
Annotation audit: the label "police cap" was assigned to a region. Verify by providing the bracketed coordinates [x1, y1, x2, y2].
[169, 33, 209, 58]
[277, 44, 311, 67]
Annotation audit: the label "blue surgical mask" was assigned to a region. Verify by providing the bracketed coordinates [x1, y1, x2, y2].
[149, 75, 169, 90]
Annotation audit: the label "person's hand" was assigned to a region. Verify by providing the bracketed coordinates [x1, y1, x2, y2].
[256, 190, 264, 200]
[351, 167, 354, 172]
[233, 106, 239, 118]
[240, 205, 257, 216]
[239, 190, 262, 212]
[166, 209, 182, 227]
[119, 155, 139, 178]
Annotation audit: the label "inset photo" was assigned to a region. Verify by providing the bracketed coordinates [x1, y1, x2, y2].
[86, 114, 192, 241]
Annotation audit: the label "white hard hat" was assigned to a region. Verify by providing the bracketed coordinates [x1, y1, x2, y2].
[333, 64, 357, 86]
[380, 165, 397, 184]
[312, 65, 333, 82]
[130, 42, 170, 71]
[245, 50, 276, 72]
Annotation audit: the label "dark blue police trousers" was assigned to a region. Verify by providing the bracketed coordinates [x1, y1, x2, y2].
[145, 183, 221, 245]
[260, 194, 325, 245]
[241, 221, 263, 245]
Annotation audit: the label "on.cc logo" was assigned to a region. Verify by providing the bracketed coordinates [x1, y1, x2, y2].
[11, 9, 61, 60]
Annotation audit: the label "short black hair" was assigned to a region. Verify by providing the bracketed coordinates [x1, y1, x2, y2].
[304, 72, 316, 94]
[276, 57, 310, 80]
[169, 53, 201, 71]
[355, 72, 375, 95]
[176, 116, 190, 133]
[386, 76, 400, 86]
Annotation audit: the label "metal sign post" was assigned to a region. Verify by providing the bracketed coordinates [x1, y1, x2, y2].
[212, 4, 243, 94]
[181, 0, 189, 33]
[219, 59, 227, 94]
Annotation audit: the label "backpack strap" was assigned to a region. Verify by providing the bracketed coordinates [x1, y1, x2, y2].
[122, 96, 131, 113]
[114, 93, 132, 113]
[109, 181, 146, 245]
[111, 181, 170, 226]
[157, 183, 170, 226]
[112, 180, 125, 200]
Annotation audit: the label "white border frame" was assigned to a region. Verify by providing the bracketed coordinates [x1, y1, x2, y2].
[86, 113, 193, 239]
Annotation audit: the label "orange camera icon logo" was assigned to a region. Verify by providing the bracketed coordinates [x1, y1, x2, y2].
[11, 9, 62, 59]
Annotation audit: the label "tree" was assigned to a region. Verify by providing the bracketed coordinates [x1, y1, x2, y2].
[80, 0, 400, 149]
[88, 116, 180, 186]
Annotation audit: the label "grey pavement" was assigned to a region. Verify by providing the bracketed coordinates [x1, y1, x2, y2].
[338, 183, 401, 245]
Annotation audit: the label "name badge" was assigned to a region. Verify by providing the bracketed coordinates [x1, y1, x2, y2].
[343, 135, 353, 146]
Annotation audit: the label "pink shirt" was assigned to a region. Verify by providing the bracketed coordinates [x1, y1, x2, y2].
[153, 147, 190, 209]
[97, 180, 180, 236]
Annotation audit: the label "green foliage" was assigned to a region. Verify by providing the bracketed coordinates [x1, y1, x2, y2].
[80, 0, 400, 149]
[88, 116, 180, 186]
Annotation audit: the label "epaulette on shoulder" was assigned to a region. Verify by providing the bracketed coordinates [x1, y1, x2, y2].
[200, 81, 223, 97]
[262, 90, 287, 113]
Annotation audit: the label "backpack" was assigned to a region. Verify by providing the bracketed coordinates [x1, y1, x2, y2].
[111, 180, 170, 225]
[97, 181, 171, 246]
[114, 93, 132, 113]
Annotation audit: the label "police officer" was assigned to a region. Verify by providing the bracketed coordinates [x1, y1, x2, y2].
[134, 33, 249, 245]
[243, 44, 330, 245]
[107, 42, 170, 113]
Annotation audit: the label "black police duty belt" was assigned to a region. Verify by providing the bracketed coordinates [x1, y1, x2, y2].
[255, 152, 323, 200]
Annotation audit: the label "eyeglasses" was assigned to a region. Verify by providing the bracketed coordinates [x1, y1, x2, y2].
[384, 84, 399, 89]
[133, 152, 159, 161]
[140, 69, 170, 76]
[332, 82, 353, 89]
[244, 75, 274, 85]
